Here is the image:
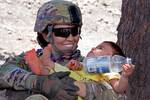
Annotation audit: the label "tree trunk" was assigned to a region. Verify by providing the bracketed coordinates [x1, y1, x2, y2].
[117, 0, 150, 100]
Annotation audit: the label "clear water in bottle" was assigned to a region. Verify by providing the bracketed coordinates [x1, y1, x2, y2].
[83, 55, 132, 73]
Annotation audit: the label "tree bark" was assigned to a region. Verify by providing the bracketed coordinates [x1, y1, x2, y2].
[117, 0, 150, 100]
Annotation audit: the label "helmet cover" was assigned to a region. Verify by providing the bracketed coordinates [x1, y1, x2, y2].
[34, 0, 82, 32]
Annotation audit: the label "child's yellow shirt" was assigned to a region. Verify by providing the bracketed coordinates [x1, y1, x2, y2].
[52, 63, 120, 82]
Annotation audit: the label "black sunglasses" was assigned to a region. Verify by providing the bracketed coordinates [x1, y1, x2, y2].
[52, 27, 81, 38]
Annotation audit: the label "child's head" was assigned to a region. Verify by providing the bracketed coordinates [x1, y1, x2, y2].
[86, 41, 125, 57]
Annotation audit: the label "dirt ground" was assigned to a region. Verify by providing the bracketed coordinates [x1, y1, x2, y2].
[0, 0, 121, 65]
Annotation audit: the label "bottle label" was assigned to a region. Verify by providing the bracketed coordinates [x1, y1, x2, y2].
[84, 56, 111, 73]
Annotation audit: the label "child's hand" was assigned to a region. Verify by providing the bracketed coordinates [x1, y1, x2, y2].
[122, 64, 135, 78]
[67, 59, 83, 71]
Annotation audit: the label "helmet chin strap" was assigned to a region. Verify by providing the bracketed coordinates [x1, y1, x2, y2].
[47, 25, 53, 42]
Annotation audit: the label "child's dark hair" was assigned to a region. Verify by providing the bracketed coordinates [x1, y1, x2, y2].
[103, 41, 125, 57]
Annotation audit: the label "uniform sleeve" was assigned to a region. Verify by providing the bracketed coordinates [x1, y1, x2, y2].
[84, 81, 118, 100]
[0, 53, 32, 90]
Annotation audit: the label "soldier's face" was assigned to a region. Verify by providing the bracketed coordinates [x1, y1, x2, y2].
[51, 24, 80, 55]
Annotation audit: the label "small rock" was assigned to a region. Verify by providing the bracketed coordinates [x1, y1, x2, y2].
[17, 38, 23, 41]
[7, 10, 13, 15]
[102, 2, 109, 7]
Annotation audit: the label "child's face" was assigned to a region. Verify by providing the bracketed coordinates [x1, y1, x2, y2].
[86, 42, 115, 57]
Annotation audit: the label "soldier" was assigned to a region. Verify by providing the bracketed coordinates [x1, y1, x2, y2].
[0, 0, 81, 100]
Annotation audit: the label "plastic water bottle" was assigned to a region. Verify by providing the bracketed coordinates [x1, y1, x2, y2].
[83, 55, 132, 73]
[110, 55, 132, 72]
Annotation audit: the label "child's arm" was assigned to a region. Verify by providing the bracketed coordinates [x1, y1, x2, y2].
[66, 59, 83, 71]
[110, 64, 135, 93]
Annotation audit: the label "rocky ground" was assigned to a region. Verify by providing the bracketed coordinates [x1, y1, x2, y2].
[0, 0, 121, 65]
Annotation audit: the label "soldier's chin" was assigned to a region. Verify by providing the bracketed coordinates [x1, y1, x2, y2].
[62, 50, 74, 56]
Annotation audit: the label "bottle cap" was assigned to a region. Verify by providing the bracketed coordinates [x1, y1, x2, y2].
[126, 57, 132, 64]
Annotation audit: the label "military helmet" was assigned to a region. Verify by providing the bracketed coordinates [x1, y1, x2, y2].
[34, 0, 82, 32]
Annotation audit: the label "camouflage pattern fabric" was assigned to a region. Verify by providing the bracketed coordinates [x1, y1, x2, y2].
[84, 81, 126, 100]
[0, 54, 31, 90]
[0, 90, 7, 100]
[34, 0, 82, 32]
[0, 53, 33, 100]
[25, 94, 48, 100]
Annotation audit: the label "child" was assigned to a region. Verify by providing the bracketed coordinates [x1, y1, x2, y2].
[67, 41, 135, 94]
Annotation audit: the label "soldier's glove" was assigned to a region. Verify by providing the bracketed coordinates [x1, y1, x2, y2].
[27, 72, 78, 100]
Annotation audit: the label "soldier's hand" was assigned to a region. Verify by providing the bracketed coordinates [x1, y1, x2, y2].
[34, 72, 78, 100]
